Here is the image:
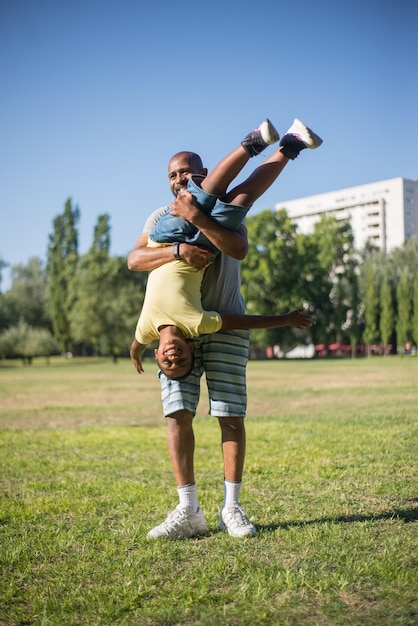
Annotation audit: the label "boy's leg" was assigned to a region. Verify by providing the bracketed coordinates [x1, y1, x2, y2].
[201, 119, 280, 197]
[223, 118, 323, 207]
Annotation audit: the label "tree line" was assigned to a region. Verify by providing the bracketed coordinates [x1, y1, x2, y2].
[1, 199, 418, 363]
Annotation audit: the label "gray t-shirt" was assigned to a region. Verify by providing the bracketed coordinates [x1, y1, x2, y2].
[143, 206, 245, 315]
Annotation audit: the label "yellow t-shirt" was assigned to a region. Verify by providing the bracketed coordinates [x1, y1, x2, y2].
[135, 253, 222, 345]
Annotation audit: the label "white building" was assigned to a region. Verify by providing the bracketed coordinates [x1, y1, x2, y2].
[275, 177, 418, 252]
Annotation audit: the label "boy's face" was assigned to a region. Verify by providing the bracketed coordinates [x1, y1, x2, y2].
[168, 153, 206, 198]
[154, 334, 194, 380]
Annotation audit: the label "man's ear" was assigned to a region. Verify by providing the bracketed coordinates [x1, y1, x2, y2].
[154, 348, 158, 361]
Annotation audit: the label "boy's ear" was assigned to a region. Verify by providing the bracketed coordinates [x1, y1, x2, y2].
[154, 348, 158, 361]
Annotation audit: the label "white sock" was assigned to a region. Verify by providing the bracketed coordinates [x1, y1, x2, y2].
[177, 483, 199, 513]
[223, 480, 242, 508]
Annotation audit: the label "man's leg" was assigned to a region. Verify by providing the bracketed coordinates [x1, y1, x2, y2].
[218, 416, 256, 538]
[218, 416, 246, 483]
[147, 357, 208, 540]
[166, 410, 195, 486]
[201, 330, 256, 537]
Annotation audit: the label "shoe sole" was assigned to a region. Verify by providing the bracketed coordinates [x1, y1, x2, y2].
[293, 118, 322, 149]
[260, 119, 280, 145]
[147, 528, 208, 540]
[219, 520, 256, 537]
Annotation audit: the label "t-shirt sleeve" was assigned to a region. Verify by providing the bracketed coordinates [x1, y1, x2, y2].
[143, 206, 170, 234]
[197, 311, 223, 335]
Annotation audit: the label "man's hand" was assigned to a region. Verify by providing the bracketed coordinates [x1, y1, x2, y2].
[179, 243, 213, 269]
[171, 190, 248, 260]
[170, 191, 202, 223]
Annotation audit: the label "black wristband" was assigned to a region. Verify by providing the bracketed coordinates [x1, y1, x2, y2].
[173, 243, 182, 260]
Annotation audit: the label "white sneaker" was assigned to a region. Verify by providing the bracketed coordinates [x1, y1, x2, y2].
[279, 118, 323, 160]
[284, 118, 322, 148]
[219, 504, 256, 538]
[147, 505, 208, 539]
[241, 119, 280, 157]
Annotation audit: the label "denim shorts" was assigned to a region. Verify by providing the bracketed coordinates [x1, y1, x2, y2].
[159, 329, 250, 418]
[150, 177, 251, 254]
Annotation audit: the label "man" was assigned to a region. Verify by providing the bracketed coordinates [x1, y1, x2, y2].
[128, 120, 321, 539]
[128, 151, 256, 539]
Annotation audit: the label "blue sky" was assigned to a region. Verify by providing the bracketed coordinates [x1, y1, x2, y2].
[1, 0, 417, 291]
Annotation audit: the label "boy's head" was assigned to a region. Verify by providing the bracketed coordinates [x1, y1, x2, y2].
[154, 333, 195, 380]
[168, 152, 207, 198]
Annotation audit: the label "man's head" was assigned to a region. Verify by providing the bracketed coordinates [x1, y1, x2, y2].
[168, 151, 207, 198]
[154, 331, 195, 380]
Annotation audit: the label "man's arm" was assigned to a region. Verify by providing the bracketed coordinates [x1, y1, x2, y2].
[127, 233, 213, 272]
[220, 308, 315, 331]
[170, 192, 248, 260]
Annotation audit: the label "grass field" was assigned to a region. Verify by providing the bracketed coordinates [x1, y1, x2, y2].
[1, 356, 417, 625]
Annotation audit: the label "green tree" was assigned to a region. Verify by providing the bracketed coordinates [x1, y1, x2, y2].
[47, 198, 80, 353]
[412, 273, 418, 349]
[296, 215, 357, 348]
[241, 209, 302, 349]
[69, 215, 147, 359]
[362, 262, 379, 355]
[379, 274, 394, 355]
[0, 257, 50, 330]
[0, 319, 60, 364]
[0, 257, 9, 293]
[396, 267, 411, 353]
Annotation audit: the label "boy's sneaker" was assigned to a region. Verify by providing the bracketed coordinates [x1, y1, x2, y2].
[147, 505, 208, 539]
[279, 118, 323, 160]
[219, 504, 256, 538]
[241, 119, 280, 157]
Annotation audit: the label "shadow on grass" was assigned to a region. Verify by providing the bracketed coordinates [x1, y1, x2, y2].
[258, 502, 418, 533]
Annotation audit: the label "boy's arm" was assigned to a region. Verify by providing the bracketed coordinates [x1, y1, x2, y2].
[220, 308, 315, 331]
[170, 192, 248, 260]
[130, 338, 147, 374]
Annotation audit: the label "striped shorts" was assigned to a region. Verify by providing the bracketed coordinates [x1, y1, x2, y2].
[159, 329, 250, 418]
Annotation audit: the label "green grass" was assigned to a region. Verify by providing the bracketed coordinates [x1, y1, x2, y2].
[1, 356, 417, 625]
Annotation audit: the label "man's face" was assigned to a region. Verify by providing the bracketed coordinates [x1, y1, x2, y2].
[154, 334, 194, 380]
[168, 154, 205, 198]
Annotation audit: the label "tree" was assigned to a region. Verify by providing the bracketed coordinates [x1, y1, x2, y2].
[241, 209, 302, 349]
[47, 198, 80, 353]
[0, 319, 60, 364]
[0, 257, 50, 331]
[69, 215, 147, 359]
[396, 267, 411, 353]
[412, 273, 418, 349]
[379, 274, 394, 355]
[362, 262, 380, 355]
[0, 257, 9, 293]
[296, 215, 357, 348]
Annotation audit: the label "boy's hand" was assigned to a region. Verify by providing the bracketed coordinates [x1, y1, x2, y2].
[130, 339, 145, 374]
[286, 308, 315, 329]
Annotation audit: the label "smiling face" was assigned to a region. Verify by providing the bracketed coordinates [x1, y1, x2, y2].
[168, 152, 207, 198]
[154, 334, 194, 380]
